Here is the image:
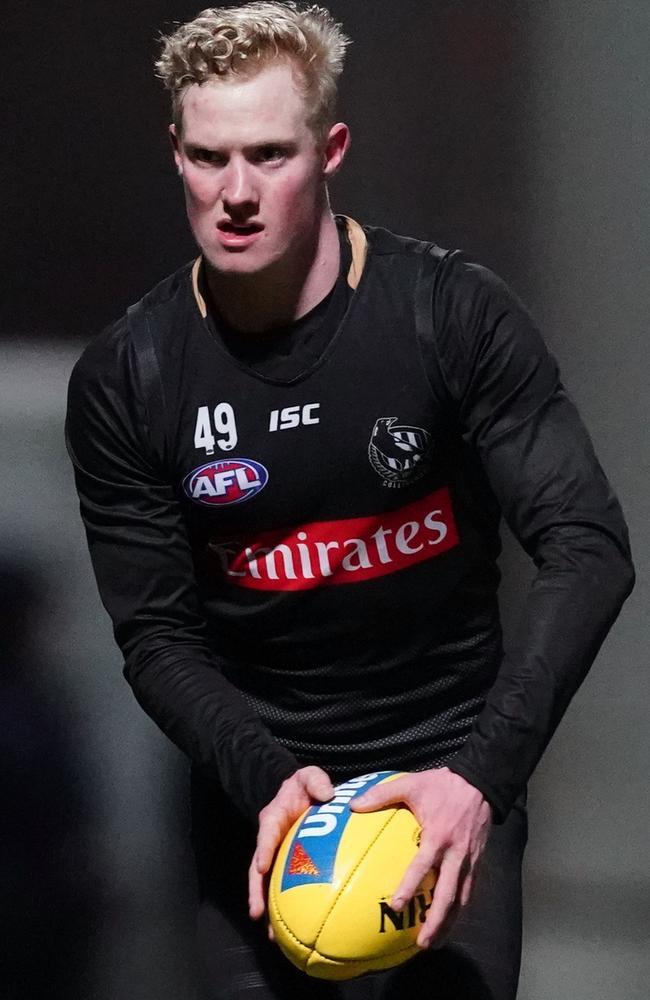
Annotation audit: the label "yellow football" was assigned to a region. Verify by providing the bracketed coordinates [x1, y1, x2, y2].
[268, 771, 436, 980]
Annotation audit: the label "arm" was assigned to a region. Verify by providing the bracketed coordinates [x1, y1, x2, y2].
[352, 254, 634, 949]
[432, 254, 635, 819]
[65, 320, 299, 821]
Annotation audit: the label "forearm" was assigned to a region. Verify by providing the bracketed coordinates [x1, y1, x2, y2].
[449, 525, 634, 820]
[125, 638, 299, 819]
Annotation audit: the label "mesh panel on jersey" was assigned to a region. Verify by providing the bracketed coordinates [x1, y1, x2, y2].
[237, 621, 501, 778]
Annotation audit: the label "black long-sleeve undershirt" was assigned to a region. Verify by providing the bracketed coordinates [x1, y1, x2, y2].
[66, 226, 634, 823]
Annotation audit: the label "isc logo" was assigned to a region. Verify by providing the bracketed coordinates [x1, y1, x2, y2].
[183, 459, 268, 507]
[269, 403, 320, 432]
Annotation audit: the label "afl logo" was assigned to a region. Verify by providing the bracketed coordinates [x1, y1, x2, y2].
[368, 417, 432, 488]
[183, 459, 268, 507]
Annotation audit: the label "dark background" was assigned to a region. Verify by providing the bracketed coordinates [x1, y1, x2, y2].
[2, 2, 648, 998]
[3, 0, 530, 340]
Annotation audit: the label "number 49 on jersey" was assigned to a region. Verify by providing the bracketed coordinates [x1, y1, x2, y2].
[194, 404, 238, 455]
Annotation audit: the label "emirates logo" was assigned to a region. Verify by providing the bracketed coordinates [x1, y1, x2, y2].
[368, 417, 432, 488]
[208, 487, 458, 592]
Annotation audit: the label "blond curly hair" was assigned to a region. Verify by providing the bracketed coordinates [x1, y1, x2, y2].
[156, 3, 350, 137]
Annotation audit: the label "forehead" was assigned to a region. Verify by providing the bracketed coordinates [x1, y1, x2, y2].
[180, 61, 312, 146]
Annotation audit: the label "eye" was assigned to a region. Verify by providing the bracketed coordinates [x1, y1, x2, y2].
[254, 145, 287, 163]
[191, 148, 227, 167]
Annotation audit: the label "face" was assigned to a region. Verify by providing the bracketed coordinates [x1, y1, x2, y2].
[171, 61, 349, 277]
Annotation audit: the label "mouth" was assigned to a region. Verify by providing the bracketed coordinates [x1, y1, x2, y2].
[218, 220, 264, 234]
[216, 220, 265, 250]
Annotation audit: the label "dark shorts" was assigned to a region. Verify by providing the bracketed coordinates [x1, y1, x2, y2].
[191, 771, 527, 1000]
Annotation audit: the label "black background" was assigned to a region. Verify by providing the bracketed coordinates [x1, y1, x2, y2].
[3, 0, 528, 340]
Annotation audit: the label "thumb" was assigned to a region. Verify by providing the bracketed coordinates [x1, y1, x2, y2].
[304, 768, 335, 801]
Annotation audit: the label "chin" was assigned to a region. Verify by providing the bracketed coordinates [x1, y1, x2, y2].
[202, 239, 289, 278]
[202, 248, 266, 276]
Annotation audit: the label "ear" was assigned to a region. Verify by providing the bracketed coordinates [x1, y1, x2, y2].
[169, 124, 183, 176]
[322, 122, 351, 178]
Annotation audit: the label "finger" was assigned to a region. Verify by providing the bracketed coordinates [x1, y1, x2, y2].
[463, 846, 486, 905]
[416, 855, 462, 948]
[248, 856, 266, 920]
[255, 814, 285, 873]
[390, 839, 443, 909]
[267, 921, 275, 942]
[453, 852, 474, 910]
[302, 767, 336, 801]
[459, 869, 474, 909]
[429, 899, 461, 950]
[351, 777, 408, 813]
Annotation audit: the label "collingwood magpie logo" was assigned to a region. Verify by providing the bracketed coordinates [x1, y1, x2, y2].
[368, 417, 431, 487]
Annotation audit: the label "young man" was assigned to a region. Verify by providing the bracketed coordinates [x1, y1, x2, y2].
[66, 3, 634, 998]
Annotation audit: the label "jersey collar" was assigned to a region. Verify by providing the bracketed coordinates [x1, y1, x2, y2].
[190, 216, 368, 320]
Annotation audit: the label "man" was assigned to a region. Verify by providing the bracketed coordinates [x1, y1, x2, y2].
[66, 3, 634, 998]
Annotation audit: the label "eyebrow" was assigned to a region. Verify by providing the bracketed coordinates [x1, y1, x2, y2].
[184, 139, 297, 153]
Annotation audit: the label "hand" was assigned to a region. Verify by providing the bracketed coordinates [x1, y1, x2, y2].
[351, 768, 491, 948]
[248, 765, 335, 922]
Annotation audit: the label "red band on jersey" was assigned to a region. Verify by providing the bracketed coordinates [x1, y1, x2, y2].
[208, 487, 459, 591]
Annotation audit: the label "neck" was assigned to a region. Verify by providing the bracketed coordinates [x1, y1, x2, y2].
[205, 209, 340, 333]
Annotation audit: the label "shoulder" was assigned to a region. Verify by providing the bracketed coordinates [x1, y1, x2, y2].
[69, 260, 195, 392]
[137, 259, 196, 319]
[432, 251, 530, 321]
[361, 223, 519, 313]
[362, 221, 450, 268]
[362, 220, 521, 302]
[65, 265, 195, 464]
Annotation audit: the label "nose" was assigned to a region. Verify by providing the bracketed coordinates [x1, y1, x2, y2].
[221, 157, 258, 214]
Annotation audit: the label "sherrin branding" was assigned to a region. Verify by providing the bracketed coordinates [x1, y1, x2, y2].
[209, 487, 458, 590]
[281, 772, 390, 891]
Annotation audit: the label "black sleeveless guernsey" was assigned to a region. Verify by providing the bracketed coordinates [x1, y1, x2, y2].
[66, 217, 634, 822]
